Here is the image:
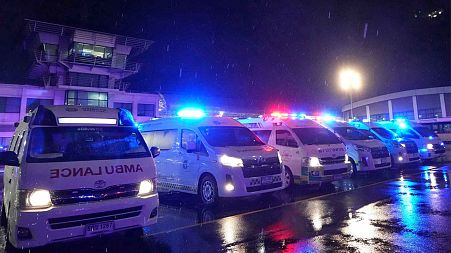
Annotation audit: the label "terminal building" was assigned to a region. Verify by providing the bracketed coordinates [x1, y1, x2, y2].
[0, 20, 161, 149]
[341, 86, 451, 122]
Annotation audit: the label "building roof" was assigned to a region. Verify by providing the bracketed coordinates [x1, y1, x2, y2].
[342, 86, 451, 112]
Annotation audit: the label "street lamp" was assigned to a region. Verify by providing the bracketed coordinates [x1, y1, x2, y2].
[339, 68, 362, 119]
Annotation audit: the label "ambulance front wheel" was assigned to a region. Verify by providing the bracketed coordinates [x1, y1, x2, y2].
[284, 166, 294, 188]
[199, 174, 218, 206]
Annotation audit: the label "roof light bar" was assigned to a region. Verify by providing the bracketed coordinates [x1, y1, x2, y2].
[58, 118, 117, 125]
[177, 108, 206, 118]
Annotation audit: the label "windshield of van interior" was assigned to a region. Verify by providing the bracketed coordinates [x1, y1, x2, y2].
[413, 127, 438, 137]
[199, 126, 264, 147]
[292, 127, 341, 145]
[27, 127, 150, 163]
[333, 127, 372, 140]
[371, 127, 395, 139]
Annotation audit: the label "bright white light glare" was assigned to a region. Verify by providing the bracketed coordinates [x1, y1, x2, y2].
[398, 156, 404, 161]
[220, 155, 244, 167]
[400, 143, 406, 148]
[225, 183, 235, 191]
[345, 154, 350, 163]
[177, 108, 205, 118]
[309, 157, 321, 167]
[28, 189, 52, 208]
[138, 180, 154, 196]
[58, 118, 117, 125]
[339, 68, 362, 91]
[426, 143, 434, 150]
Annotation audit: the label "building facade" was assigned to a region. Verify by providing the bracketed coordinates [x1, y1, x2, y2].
[0, 20, 160, 149]
[342, 86, 451, 121]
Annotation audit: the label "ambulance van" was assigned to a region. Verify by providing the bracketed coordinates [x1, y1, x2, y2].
[379, 120, 445, 161]
[239, 116, 352, 185]
[320, 120, 391, 173]
[0, 105, 159, 248]
[349, 121, 420, 165]
[139, 115, 286, 205]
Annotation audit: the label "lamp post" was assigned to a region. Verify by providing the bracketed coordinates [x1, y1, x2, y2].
[339, 68, 362, 119]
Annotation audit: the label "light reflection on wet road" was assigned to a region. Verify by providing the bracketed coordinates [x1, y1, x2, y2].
[2, 164, 450, 252]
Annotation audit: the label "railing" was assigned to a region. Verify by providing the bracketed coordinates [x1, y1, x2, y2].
[26, 19, 151, 55]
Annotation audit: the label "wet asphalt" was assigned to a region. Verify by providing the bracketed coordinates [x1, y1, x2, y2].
[1, 162, 450, 253]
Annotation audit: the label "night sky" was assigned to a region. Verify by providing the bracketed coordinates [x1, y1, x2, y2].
[0, 0, 449, 113]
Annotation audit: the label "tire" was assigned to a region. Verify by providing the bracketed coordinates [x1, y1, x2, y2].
[284, 166, 294, 188]
[199, 174, 218, 206]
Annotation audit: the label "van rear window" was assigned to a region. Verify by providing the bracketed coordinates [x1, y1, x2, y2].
[27, 127, 150, 163]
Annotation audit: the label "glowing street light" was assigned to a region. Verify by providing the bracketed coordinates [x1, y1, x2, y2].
[339, 68, 362, 119]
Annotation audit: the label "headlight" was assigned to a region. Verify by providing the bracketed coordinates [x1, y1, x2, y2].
[220, 155, 244, 167]
[138, 179, 155, 196]
[303, 157, 321, 167]
[426, 143, 434, 150]
[440, 142, 445, 146]
[25, 189, 52, 209]
[400, 143, 406, 148]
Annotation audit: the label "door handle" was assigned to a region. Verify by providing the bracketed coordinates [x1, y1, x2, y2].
[183, 160, 188, 169]
[8, 179, 11, 184]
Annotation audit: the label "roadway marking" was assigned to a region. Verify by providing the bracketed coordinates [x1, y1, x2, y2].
[148, 166, 446, 237]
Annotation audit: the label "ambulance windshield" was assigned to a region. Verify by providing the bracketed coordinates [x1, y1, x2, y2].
[27, 127, 150, 163]
[199, 126, 264, 147]
[293, 127, 341, 145]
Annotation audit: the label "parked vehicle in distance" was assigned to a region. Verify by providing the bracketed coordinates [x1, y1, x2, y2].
[349, 121, 420, 165]
[239, 113, 352, 186]
[0, 105, 159, 249]
[419, 117, 451, 161]
[379, 119, 445, 161]
[139, 109, 286, 205]
[320, 120, 391, 174]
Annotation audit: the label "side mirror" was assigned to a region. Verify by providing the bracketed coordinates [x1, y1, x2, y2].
[186, 141, 197, 153]
[150, 146, 160, 158]
[0, 151, 19, 167]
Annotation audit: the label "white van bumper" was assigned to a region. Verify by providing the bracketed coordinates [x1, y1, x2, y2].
[10, 194, 158, 248]
[217, 166, 285, 197]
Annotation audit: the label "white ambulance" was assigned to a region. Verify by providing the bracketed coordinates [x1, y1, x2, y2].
[379, 120, 445, 161]
[320, 120, 391, 173]
[239, 116, 352, 185]
[349, 121, 420, 165]
[139, 115, 286, 205]
[0, 105, 159, 248]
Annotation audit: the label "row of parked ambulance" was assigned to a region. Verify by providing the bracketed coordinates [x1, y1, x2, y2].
[0, 105, 446, 248]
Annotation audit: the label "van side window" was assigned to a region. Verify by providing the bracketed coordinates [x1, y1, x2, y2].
[253, 130, 271, 143]
[142, 129, 177, 150]
[276, 130, 298, 148]
[181, 129, 208, 155]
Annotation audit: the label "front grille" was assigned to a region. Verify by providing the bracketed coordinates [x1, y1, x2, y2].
[403, 141, 418, 154]
[323, 167, 348, 175]
[242, 157, 282, 178]
[371, 147, 390, 159]
[319, 156, 346, 165]
[48, 206, 142, 229]
[375, 162, 391, 168]
[246, 182, 283, 192]
[433, 144, 446, 154]
[52, 183, 139, 205]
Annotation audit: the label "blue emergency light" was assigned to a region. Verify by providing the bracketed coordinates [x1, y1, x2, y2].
[177, 108, 206, 118]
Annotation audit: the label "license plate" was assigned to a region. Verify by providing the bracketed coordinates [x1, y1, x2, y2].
[374, 158, 382, 164]
[85, 221, 114, 235]
[261, 176, 273, 185]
